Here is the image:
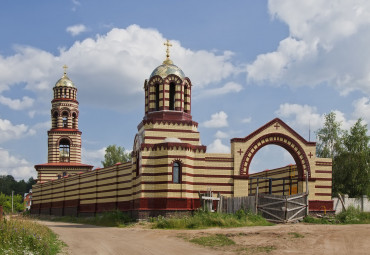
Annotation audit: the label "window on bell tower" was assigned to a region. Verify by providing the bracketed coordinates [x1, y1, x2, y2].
[59, 139, 70, 162]
[173, 161, 181, 184]
[62, 112, 68, 128]
[72, 112, 77, 129]
[155, 84, 160, 111]
[169, 82, 176, 110]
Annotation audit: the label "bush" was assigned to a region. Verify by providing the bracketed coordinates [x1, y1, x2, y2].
[336, 206, 370, 224]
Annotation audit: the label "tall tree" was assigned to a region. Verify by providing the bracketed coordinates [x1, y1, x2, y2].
[334, 119, 370, 197]
[316, 112, 343, 158]
[101, 145, 131, 168]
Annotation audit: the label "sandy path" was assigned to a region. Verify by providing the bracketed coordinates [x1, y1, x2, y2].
[40, 221, 370, 255]
[40, 221, 220, 255]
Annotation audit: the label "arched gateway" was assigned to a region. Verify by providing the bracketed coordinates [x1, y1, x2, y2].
[233, 118, 313, 179]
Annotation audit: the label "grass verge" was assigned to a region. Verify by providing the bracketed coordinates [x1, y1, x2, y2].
[304, 206, 370, 224]
[151, 209, 273, 229]
[0, 216, 65, 255]
[190, 234, 235, 247]
[36, 210, 134, 227]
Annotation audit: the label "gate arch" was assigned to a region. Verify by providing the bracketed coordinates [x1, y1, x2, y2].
[240, 133, 311, 179]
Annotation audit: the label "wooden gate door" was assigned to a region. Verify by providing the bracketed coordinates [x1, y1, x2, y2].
[257, 193, 308, 223]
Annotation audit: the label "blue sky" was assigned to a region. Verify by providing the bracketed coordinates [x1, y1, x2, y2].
[1, 0, 369, 180]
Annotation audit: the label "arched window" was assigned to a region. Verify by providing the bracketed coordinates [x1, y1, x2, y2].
[62, 111, 68, 128]
[155, 84, 160, 111]
[57, 174, 61, 179]
[169, 82, 176, 110]
[59, 139, 70, 162]
[173, 162, 181, 184]
[63, 172, 67, 177]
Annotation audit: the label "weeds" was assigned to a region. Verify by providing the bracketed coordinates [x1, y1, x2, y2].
[304, 206, 370, 224]
[38, 210, 134, 227]
[288, 232, 304, 238]
[190, 234, 235, 247]
[151, 209, 273, 229]
[0, 216, 65, 255]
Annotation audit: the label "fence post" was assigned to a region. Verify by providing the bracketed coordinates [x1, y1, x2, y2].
[0, 205, 3, 220]
[255, 186, 259, 214]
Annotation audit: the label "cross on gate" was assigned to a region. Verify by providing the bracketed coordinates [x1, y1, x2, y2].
[274, 123, 280, 130]
[308, 152, 313, 158]
[237, 149, 243, 155]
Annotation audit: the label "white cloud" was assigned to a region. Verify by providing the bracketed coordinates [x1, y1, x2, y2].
[196, 82, 243, 98]
[66, 24, 87, 36]
[0, 148, 35, 180]
[241, 117, 252, 123]
[275, 101, 366, 135]
[0, 118, 35, 143]
[81, 147, 106, 168]
[207, 139, 230, 153]
[0, 25, 238, 112]
[215, 130, 229, 139]
[352, 97, 370, 123]
[0, 95, 34, 110]
[203, 111, 228, 128]
[247, 0, 370, 95]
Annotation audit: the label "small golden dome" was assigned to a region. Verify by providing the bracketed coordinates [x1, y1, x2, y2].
[55, 75, 75, 88]
[55, 65, 75, 88]
[150, 63, 185, 79]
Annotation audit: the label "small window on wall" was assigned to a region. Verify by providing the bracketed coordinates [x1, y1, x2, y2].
[59, 139, 70, 162]
[173, 162, 181, 184]
[58, 174, 61, 179]
[135, 152, 140, 176]
[63, 172, 67, 177]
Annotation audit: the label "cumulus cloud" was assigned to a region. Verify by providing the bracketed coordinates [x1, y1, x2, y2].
[0, 148, 35, 180]
[203, 111, 228, 128]
[215, 130, 229, 139]
[247, 0, 370, 95]
[0, 95, 34, 110]
[81, 147, 106, 168]
[207, 139, 230, 153]
[0, 118, 35, 143]
[0, 25, 237, 112]
[195, 82, 243, 99]
[275, 101, 368, 135]
[66, 24, 87, 36]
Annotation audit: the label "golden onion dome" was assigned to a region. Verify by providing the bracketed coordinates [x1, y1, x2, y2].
[54, 65, 75, 88]
[54, 75, 75, 88]
[150, 63, 185, 79]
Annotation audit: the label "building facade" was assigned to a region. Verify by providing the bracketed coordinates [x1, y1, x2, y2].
[31, 45, 333, 218]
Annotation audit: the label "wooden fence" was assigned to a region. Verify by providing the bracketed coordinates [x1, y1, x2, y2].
[219, 196, 256, 214]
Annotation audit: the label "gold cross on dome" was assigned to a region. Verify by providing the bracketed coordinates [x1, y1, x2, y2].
[164, 40, 172, 59]
[63, 64, 68, 75]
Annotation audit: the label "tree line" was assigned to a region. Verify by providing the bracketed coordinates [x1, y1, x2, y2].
[0, 175, 36, 196]
[316, 112, 370, 197]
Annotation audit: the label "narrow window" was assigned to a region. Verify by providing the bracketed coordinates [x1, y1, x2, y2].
[62, 112, 68, 128]
[58, 174, 61, 179]
[169, 82, 176, 110]
[59, 139, 70, 162]
[155, 84, 160, 111]
[63, 172, 67, 177]
[136, 152, 140, 176]
[173, 162, 181, 183]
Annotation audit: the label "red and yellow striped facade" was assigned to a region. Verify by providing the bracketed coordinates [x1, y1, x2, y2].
[31, 60, 333, 218]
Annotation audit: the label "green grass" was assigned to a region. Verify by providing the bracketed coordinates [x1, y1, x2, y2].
[235, 245, 276, 254]
[151, 209, 273, 229]
[0, 216, 65, 255]
[190, 234, 235, 247]
[304, 206, 370, 224]
[38, 210, 134, 227]
[288, 232, 304, 238]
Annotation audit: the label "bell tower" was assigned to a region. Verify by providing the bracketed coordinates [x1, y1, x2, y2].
[35, 66, 93, 183]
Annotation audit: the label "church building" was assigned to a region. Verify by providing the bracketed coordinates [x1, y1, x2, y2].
[31, 42, 333, 218]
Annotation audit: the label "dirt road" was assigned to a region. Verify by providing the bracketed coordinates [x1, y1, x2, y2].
[40, 221, 370, 255]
